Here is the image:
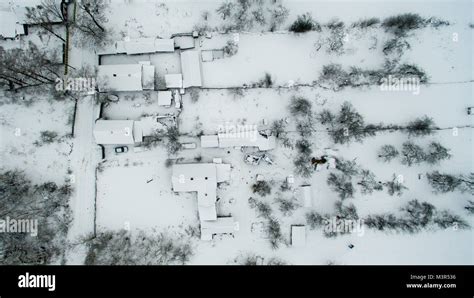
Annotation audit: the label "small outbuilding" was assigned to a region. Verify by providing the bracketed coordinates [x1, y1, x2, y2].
[200, 217, 239, 241]
[300, 185, 312, 208]
[93, 120, 135, 145]
[291, 225, 306, 247]
[157, 91, 173, 107]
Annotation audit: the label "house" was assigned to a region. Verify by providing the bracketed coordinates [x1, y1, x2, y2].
[291, 225, 306, 247]
[171, 162, 230, 221]
[99, 38, 174, 55]
[93, 120, 135, 145]
[180, 50, 202, 88]
[0, 8, 25, 39]
[97, 63, 155, 92]
[300, 185, 312, 208]
[174, 36, 195, 50]
[200, 217, 239, 241]
[165, 74, 183, 89]
[217, 131, 276, 151]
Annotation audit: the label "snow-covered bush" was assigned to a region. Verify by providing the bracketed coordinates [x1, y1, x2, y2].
[293, 139, 313, 177]
[266, 217, 284, 249]
[426, 171, 463, 193]
[165, 126, 181, 155]
[327, 173, 354, 200]
[223, 40, 239, 57]
[248, 197, 272, 218]
[84, 230, 193, 265]
[425, 142, 451, 164]
[0, 170, 72, 265]
[289, 96, 312, 117]
[327, 102, 374, 144]
[357, 169, 383, 194]
[188, 87, 200, 102]
[400, 141, 425, 166]
[384, 174, 408, 196]
[365, 199, 469, 233]
[377, 145, 399, 162]
[289, 13, 320, 32]
[306, 211, 327, 229]
[351, 17, 380, 29]
[251, 180, 272, 197]
[275, 196, 299, 216]
[317, 109, 336, 125]
[325, 19, 346, 55]
[296, 118, 314, 137]
[268, 4, 289, 31]
[335, 158, 359, 177]
[382, 13, 428, 36]
[382, 38, 411, 57]
[34, 130, 59, 146]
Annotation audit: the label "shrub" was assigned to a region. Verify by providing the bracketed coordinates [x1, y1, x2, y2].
[248, 197, 273, 218]
[293, 155, 313, 178]
[251, 180, 272, 197]
[289, 13, 319, 32]
[400, 141, 425, 166]
[317, 109, 336, 125]
[357, 169, 383, 194]
[289, 96, 312, 117]
[377, 145, 399, 162]
[425, 142, 451, 164]
[266, 217, 283, 249]
[465, 201, 474, 214]
[223, 40, 239, 56]
[382, 13, 427, 36]
[426, 171, 462, 193]
[335, 158, 359, 177]
[295, 139, 312, 155]
[36, 130, 59, 145]
[188, 88, 200, 102]
[352, 17, 380, 28]
[275, 196, 299, 216]
[327, 173, 354, 200]
[165, 126, 181, 155]
[382, 38, 411, 56]
[384, 174, 408, 196]
[433, 210, 469, 230]
[306, 211, 327, 229]
[270, 119, 286, 138]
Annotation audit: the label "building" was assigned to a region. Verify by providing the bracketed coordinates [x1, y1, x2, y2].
[164, 74, 183, 89]
[200, 217, 239, 241]
[200, 135, 219, 148]
[180, 50, 202, 88]
[97, 63, 155, 92]
[300, 185, 312, 208]
[98, 38, 174, 55]
[171, 162, 230, 221]
[0, 8, 25, 39]
[157, 91, 172, 107]
[291, 225, 306, 247]
[93, 120, 136, 145]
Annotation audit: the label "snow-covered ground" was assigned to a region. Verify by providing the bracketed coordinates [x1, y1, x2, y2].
[1, 0, 472, 265]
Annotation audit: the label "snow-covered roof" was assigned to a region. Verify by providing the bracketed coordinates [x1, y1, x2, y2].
[157, 91, 172, 106]
[174, 36, 195, 50]
[171, 163, 230, 221]
[200, 217, 237, 241]
[124, 38, 174, 55]
[291, 225, 306, 247]
[165, 74, 183, 88]
[180, 50, 202, 88]
[93, 120, 135, 145]
[301, 185, 312, 207]
[10, 0, 63, 25]
[216, 164, 231, 183]
[97, 64, 143, 92]
[200, 135, 219, 148]
[218, 131, 276, 151]
[0, 8, 24, 39]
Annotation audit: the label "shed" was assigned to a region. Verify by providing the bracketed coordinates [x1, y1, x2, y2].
[301, 185, 312, 207]
[201, 135, 219, 148]
[174, 36, 195, 49]
[93, 120, 135, 145]
[291, 225, 306, 247]
[157, 91, 172, 107]
[97, 64, 143, 92]
[165, 74, 183, 88]
[180, 50, 202, 88]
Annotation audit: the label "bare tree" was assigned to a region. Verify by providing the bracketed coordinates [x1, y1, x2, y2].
[25, 0, 66, 42]
[0, 42, 62, 91]
[73, 0, 111, 48]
